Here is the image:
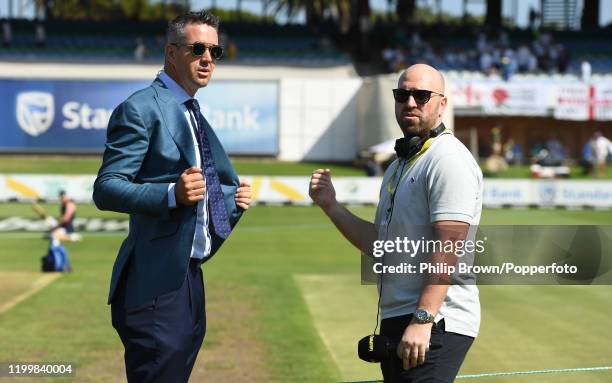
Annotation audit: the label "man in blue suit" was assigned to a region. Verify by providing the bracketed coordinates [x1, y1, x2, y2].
[93, 11, 252, 383]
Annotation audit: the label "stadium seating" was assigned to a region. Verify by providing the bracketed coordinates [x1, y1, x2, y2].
[0, 19, 350, 66]
[1, 19, 610, 72]
[374, 23, 612, 75]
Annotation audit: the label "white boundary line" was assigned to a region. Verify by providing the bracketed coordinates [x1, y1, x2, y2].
[456, 366, 612, 379]
[342, 366, 612, 382]
[0, 273, 62, 315]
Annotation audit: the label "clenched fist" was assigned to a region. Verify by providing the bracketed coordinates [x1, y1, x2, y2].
[309, 169, 337, 211]
[176, 167, 206, 206]
[235, 178, 252, 210]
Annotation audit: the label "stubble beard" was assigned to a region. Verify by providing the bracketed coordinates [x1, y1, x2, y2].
[397, 106, 439, 138]
[398, 116, 434, 138]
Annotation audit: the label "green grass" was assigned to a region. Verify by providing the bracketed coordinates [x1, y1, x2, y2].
[4, 202, 612, 225]
[0, 155, 366, 176]
[232, 159, 365, 176]
[1, 206, 611, 382]
[2, 155, 611, 179]
[0, 202, 126, 220]
[296, 277, 612, 383]
[0, 155, 105, 175]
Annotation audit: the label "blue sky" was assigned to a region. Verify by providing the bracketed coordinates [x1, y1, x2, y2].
[1, 0, 611, 27]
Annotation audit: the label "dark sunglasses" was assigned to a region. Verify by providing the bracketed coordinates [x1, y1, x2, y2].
[171, 42, 223, 60]
[392, 88, 444, 105]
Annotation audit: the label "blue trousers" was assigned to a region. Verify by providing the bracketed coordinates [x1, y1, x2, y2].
[112, 259, 206, 383]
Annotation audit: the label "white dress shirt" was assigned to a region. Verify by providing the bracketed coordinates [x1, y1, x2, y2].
[159, 71, 211, 260]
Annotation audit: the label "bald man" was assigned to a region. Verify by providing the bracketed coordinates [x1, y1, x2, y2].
[310, 64, 482, 382]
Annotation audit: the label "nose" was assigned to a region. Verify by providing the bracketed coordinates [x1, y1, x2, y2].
[406, 93, 418, 108]
[200, 47, 213, 64]
[408, 93, 418, 108]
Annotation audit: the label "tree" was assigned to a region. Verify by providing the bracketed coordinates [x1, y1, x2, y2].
[269, 0, 361, 30]
[581, 0, 600, 30]
[46, 0, 188, 21]
[485, 0, 501, 30]
[395, 0, 416, 24]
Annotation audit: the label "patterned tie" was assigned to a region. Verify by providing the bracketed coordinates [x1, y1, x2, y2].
[184, 98, 232, 239]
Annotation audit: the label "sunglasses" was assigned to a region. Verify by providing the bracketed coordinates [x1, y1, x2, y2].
[171, 42, 223, 60]
[392, 88, 444, 105]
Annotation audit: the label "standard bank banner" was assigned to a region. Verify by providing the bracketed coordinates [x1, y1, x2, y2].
[0, 79, 279, 155]
[2, 174, 612, 208]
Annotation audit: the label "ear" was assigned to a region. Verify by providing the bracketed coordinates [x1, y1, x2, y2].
[438, 96, 448, 118]
[165, 44, 175, 64]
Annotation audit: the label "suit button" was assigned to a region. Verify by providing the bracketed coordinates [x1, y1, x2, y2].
[193, 206, 197, 214]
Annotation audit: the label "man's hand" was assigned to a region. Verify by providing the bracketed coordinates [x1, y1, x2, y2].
[397, 320, 433, 370]
[176, 167, 206, 206]
[309, 169, 337, 211]
[235, 178, 252, 210]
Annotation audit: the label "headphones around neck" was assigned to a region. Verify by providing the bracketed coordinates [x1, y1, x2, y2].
[394, 123, 446, 159]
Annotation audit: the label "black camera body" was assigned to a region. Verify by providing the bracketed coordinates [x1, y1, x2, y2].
[357, 334, 397, 363]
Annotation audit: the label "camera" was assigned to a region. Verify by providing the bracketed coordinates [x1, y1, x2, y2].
[357, 334, 398, 363]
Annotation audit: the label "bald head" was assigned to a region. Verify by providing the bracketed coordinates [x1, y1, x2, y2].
[394, 64, 447, 137]
[398, 64, 445, 95]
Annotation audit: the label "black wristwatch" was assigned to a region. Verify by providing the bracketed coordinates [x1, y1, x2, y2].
[414, 308, 435, 324]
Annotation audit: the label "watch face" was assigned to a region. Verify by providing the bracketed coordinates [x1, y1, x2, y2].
[416, 310, 427, 321]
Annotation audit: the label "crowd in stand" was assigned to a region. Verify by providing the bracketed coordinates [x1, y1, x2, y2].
[2, 19, 47, 46]
[382, 29, 570, 78]
[499, 132, 611, 178]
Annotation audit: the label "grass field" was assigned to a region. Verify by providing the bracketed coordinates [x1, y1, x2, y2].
[1, 154, 611, 179]
[0, 155, 365, 176]
[1, 203, 612, 382]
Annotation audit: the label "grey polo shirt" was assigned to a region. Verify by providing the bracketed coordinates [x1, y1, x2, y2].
[374, 131, 483, 338]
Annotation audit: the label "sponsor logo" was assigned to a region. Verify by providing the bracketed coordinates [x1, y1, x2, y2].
[492, 88, 509, 105]
[62, 102, 112, 130]
[539, 183, 556, 204]
[201, 104, 260, 130]
[16, 92, 55, 136]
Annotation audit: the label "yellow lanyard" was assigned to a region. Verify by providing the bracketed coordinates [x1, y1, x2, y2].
[386, 130, 450, 195]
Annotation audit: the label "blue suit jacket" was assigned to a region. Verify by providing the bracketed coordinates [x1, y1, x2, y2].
[93, 77, 243, 309]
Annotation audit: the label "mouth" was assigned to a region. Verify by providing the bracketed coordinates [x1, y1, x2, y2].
[197, 68, 210, 76]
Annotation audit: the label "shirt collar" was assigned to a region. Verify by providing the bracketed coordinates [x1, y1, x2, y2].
[158, 70, 193, 106]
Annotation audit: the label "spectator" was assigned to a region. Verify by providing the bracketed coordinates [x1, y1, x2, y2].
[498, 31, 509, 47]
[35, 21, 46, 47]
[503, 139, 516, 164]
[554, 43, 569, 73]
[476, 32, 487, 52]
[540, 32, 552, 46]
[501, 55, 512, 81]
[410, 31, 423, 49]
[480, 49, 494, 74]
[364, 157, 382, 177]
[382, 43, 400, 72]
[517, 43, 537, 72]
[134, 37, 147, 61]
[580, 139, 594, 175]
[2, 19, 12, 47]
[548, 42, 568, 73]
[590, 131, 610, 177]
[546, 136, 566, 166]
[581, 59, 592, 82]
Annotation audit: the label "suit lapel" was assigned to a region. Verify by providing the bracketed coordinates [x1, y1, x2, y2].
[152, 78, 197, 167]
